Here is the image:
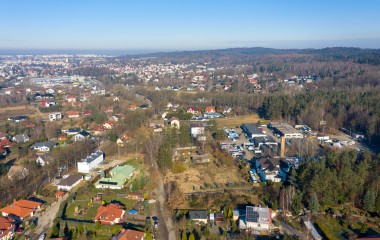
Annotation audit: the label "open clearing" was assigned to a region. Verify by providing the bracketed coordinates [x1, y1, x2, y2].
[216, 113, 266, 128]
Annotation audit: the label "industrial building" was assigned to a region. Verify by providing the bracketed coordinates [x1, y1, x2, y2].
[269, 122, 303, 139]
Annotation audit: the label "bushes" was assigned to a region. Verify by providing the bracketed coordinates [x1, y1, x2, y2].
[173, 163, 187, 173]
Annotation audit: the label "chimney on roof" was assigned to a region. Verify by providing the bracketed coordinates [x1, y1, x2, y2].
[13, 199, 16, 203]
[280, 136, 286, 157]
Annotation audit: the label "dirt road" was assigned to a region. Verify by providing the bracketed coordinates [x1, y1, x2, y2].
[152, 162, 177, 240]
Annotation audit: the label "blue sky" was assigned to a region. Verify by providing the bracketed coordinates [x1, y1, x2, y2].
[1, 0, 380, 51]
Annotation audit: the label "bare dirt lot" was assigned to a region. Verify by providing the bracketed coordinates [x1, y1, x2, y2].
[216, 113, 265, 128]
[165, 163, 244, 195]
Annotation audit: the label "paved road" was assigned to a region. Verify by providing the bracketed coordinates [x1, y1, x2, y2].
[27, 194, 69, 240]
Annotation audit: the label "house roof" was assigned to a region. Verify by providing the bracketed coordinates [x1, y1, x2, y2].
[13, 134, 29, 142]
[0, 132, 7, 139]
[79, 150, 103, 164]
[0, 216, 15, 239]
[245, 206, 272, 224]
[67, 111, 79, 116]
[77, 131, 91, 137]
[94, 203, 125, 223]
[57, 174, 83, 187]
[116, 229, 145, 240]
[0, 138, 12, 148]
[96, 165, 135, 188]
[0, 199, 42, 219]
[34, 141, 57, 149]
[189, 210, 207, 220]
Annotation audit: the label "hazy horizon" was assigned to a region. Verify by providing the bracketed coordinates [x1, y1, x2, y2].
[1, 1, 380, 52]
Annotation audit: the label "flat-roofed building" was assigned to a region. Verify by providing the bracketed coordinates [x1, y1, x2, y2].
[95, 165, 135, 189]
[270, 122, 303, 139]
[77, 150, 104, 173]
[242, 123, 266, 138]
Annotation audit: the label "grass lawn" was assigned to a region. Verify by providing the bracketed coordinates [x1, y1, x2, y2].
[315, 216, 353, 240]
[65, 186, 138, 221]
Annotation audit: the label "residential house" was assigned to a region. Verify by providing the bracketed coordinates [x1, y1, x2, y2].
[92, 125, 106, 135]
[12, 133, 29, 143]
[190, 121, 207, 138]
[189, 210, 208, 224]
[0, 216, 15, 240]
[103, 121, 114, 130]
[36, 153, 53, 166]
[114, 229, 145, 240]
[63, 128, 82, 136]
[0, 132, 7, 140]
[83, 110, 93, 117]
[67, 111, 80, 118]
[205, 106, 216, 113]
[49, 112, 62, 121]
[0, 199, 42, 220]
[77, 150, 104, 173]
[41, 100, 57, 108]
[239, 206, 272, 230]
[94, 203, 125, 225]
[74, 131, 92, 142]
[186, 107, 201, 115]
[113, 97, 119, 102]
[169, 117, 180, 129]
[129, 104, 137, 111]
[56, 174, 83, 191]
[105, 107, 113, 113]
[33, 141, 57, 152]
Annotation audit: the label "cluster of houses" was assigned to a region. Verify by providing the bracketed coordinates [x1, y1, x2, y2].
[188, 206, 275, 232]
[0, 198, 43, 239]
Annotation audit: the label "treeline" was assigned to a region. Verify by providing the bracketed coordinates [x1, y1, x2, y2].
[259, 90, 380, 144]
[290, 150, 380, 213]
[260, 150, 380, 215]
[157, 126, 191, 170]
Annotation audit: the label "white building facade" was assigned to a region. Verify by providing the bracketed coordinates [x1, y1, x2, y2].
[77, 150, 104, 173]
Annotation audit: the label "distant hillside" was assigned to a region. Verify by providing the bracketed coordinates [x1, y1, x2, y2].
[119, 47, 380, 65]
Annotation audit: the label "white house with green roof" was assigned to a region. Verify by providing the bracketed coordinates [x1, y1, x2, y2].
[95, 165, 135, 189]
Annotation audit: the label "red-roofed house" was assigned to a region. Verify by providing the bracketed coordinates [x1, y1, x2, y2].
[103, 121, 114, 130]
[0, 139, 12, 148]
[186, 107, 200, 115]
[67, 111, 80, 118]
[105, 107, 113, 113]
[0, 199, 42, 220]
[115, 229, 145, 240]
[94, 203, 125, 225]
[129, 104, 137, 111]
[205, 106, 216, 113]
[92, 125, 106, 135]
[0, 216, 15, 240]
[83, 110, 93, 117]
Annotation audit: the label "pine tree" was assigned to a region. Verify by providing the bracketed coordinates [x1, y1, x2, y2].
[363, 190, 376, 212]
[309, 192, 320, 212]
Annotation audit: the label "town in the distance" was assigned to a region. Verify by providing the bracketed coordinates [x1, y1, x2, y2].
[0, 48, 379, 240]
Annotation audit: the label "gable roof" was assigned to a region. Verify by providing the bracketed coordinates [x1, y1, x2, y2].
[189, 210, 207, 220]
[94, 203, 125, 223]
[0, 199, 42, 219]
[13, 134, 29, 142]
[116, 229, 145, 240]
[0, 216, 15, 239]
[57, 174, 83, 187]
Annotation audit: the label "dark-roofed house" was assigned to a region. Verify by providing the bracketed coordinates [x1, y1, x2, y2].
[74, 130, 92, 142]
[242, 123, 266, 138]
[56, 174, 83, 191]
[189, 210, 208, 224]
[12, 133, 29, 143]
[36, 153, 53, 166]
[33, 141, 57, 152]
